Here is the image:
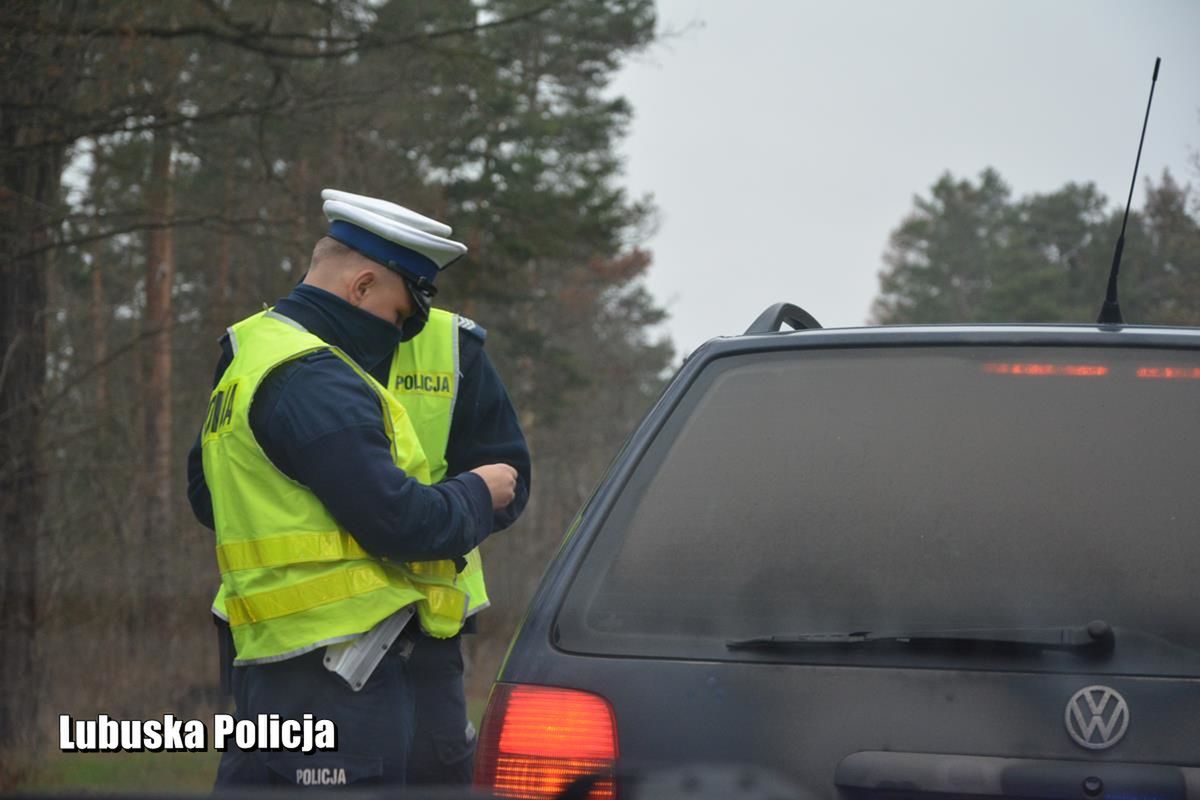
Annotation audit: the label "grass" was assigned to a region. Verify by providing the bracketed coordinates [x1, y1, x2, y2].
[16, 750, 221, 793]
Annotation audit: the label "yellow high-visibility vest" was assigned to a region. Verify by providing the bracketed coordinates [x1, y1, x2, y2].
[203, 310, 468, 664]
[387, 308, 490, 617]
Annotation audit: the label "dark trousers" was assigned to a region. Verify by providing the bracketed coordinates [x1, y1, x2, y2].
[214, 642, 415, 787]
[213, 621, 475, 788]
[406, 633, 476, 785]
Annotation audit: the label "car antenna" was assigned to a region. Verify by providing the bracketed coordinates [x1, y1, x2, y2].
[1097, 56, 1161, 325]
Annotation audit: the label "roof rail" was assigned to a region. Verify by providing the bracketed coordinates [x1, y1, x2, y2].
[744, 302, 823, 335]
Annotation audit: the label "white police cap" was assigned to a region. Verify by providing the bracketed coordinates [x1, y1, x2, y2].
[320, 188, 453, 238]
[322, 195, 467, 285]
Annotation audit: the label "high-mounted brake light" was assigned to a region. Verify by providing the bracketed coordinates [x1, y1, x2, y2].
[1136, 367, 1200, 380]
[475, 684, 618, 799]
[983, 363, 1109, 377]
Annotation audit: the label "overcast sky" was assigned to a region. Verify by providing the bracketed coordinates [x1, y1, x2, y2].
[610, 0, 1200, 355]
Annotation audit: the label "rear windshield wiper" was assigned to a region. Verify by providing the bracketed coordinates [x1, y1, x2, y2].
[727, 620, 1115, 656]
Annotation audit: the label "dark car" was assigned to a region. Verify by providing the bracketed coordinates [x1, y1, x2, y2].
[473, 304, 1200, 800]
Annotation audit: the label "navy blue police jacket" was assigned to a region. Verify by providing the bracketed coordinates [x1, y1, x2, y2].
[186, 284, 531, 576]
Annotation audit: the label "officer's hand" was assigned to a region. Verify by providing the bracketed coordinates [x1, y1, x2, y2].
[470, 463, 517, 510]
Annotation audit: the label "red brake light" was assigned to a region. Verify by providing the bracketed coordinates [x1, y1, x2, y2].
[474, 683, 618, 799]
[983, 362, 1109, 377]
[1136, 366, 1200, 379]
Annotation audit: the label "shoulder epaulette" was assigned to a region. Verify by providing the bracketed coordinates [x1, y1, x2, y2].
[456, 314, 487, 342]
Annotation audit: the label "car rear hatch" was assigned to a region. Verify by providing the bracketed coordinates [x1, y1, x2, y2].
[497, 334, 1200, 797]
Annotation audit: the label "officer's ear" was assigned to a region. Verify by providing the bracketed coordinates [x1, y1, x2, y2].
[348, 269, 376, 307]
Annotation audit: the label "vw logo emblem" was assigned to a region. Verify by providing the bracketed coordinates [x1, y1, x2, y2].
[1065, 685, 1129, 750]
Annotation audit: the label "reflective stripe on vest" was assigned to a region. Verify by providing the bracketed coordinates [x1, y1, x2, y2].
[225, 563, 389, 626]
[389, 309, 490, 616]
[217, 532, 469, 627]
[216, 530, 368, 573]
[202, 310, 469, 663]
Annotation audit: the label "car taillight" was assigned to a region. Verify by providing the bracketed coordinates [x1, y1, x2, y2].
[474, 683, 619, 799]
[1136, 366, 1200, 379]
[983, 362, 1109, 376]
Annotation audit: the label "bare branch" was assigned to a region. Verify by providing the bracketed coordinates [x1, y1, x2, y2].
[0, 324, 164, 428]
[6, 3, 563, 61]
[10, 211, 305, 262]
[3, 66, 455, 154]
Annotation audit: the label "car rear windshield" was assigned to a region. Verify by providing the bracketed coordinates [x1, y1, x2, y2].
[555, 344, 1200, 675]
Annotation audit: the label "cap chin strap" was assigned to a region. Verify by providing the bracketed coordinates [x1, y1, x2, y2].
[398, 277, 437, 342]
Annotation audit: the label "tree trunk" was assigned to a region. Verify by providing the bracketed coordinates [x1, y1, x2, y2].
[0, 162, 59, 779]
[90, 247, 108, 415]
[140, 127, 175, 629]
[0, 0, 79, 778]
[216, 145, 234, 330]
[293, 157, 310, 279]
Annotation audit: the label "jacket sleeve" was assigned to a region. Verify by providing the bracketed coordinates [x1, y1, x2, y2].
[252, 351, 495, 562]
[445, 332, 532, 533]
[186, 338, 234, 531]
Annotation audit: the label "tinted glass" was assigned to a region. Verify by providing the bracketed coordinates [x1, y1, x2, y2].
[557, 346, 1200, 675]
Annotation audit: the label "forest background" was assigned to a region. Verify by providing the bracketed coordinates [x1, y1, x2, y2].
[2, 0, 1198, 790]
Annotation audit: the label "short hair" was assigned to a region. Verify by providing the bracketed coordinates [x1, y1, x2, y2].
[309, 236, 355, 270]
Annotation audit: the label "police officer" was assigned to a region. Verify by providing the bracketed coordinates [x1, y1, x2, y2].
[319, 191, 530, 785]
[186, 193, 527, 787]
